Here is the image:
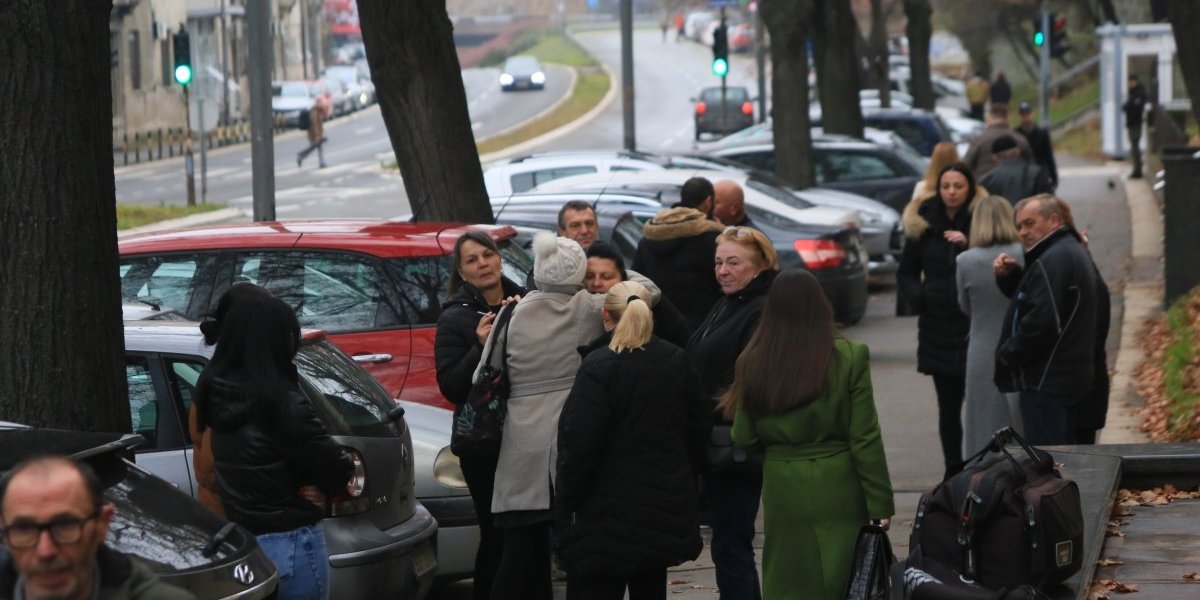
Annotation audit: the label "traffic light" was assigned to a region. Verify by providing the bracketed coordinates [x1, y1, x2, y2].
[173, 28, 192, 86]
[1050, 14, 1070, 58]
[1032, 17, 1045, 47]
[712, 22, 729, 77]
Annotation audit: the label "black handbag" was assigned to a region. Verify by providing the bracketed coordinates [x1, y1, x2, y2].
[845, 523, 894, 600]
[450, 303, 516, 459]
[704, 424, 764, 473]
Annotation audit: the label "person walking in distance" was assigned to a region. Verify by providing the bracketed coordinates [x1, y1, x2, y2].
[978, 135, 1053, 205]
[726, 270, 894, 600]
[1014, 102, 1058, 190]
[556, 280, 710, 600]
[297, 94, 329, 168]
[955, 195, 1025, 456]
[434, 232, 525, 600]
[965, 71, 990, 121]
[897, 163, 980, 479]
[989, 71, 1012, 111]
[1123, 74, 1149, 179]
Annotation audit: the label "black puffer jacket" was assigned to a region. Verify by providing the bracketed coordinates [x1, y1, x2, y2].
[556, 334, 709, 579]
[202, 378, 352, 535]
[687, 269, 777, 424]
[633, 207, 725, 331]
[995, 227, 1100, 398]
[434, 278, 526, 406]
[897, 195, 971, 378]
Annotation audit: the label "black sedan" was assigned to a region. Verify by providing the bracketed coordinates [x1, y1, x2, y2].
[693, 86, 755, 140]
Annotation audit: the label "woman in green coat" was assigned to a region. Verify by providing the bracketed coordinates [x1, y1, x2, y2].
[726, 270, 895, 600]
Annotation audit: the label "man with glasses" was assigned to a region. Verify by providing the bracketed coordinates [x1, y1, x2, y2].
[0, 455, 194, 600]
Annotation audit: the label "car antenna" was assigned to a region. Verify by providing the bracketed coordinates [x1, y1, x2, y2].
[494, 192, 516, 223]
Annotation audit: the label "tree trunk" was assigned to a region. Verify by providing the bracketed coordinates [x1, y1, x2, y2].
[761, 0, 816, 188]
[870, 0, 892, 108]
[0, 0, 130, 432]
[812, 0, 864, 137]
[1167, 0, 1200, 128]
[904, 0, 936, 110]
[357, 0, 493, 223]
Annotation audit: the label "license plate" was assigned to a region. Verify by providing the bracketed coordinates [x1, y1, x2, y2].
[411, 542, 436, 578]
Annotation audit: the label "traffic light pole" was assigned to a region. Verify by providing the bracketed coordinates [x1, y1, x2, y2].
[1039, 7, 1051, 128]
[247, 0, 276, 221]
[620, 0, 635, 151]
[755, 6, 766, 124]
[720, 8, 727, 120]
[184, 85, 196, 207]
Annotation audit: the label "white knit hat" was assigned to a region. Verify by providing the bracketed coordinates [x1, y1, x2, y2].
[532, 232, 587, 287]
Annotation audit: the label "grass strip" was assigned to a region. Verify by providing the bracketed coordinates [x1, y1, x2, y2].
[1162, 298, 1200, 437]
[116, 203, 225, 230]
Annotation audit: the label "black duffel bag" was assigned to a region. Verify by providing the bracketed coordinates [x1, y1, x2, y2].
[906, 427, 1083, 590]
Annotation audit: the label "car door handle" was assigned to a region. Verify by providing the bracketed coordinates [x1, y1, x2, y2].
[353, 353, 393, 364]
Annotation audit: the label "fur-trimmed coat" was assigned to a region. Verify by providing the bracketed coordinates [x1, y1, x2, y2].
[633, 207, 725, 331]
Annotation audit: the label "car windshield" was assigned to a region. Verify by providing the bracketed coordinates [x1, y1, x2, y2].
[294, 340, 397, 437]
[700, 88, 749, 103]
[275, 82, 309, 97]
[505, 56, 539, 74]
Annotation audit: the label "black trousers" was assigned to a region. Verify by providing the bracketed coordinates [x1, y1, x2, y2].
[490, 521, 552, 600]
[460, 454, 504, 600]
[931, 374, 965, 472]
[567, 569, 667, 600]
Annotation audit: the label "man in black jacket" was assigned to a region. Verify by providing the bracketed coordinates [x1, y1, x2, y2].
[992, 195, 1101, 445]
[979, 135, 1053, 205]
[633, 177, 725, 331]
[1015, 102, 1058, 190]
[1123, 74, 1149, 179]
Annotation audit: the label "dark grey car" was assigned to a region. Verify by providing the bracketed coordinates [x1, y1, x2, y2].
[0, 425, 279, 599]
[122, 322, 438, 600]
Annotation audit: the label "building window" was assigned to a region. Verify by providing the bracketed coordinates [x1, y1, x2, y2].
[161, 38, 171, 86]
[128, 30, 141, 90]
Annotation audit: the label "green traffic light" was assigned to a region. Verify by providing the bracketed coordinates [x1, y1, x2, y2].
[1033, 31, 1044, 46]
[712, 58, 729, 77]
[174, 64, 193, 85]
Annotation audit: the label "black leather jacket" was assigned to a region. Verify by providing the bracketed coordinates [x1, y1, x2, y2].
[202, 378, 353, 535]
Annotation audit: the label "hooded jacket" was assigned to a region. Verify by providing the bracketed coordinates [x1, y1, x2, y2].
[200, 378, 353, 535]
[633, 207, 725, 331]
[555, 334, 708, 579]
[897, 194, 972, 378]
[434, 277, 527, 408]
[994, 227, 1100, 399]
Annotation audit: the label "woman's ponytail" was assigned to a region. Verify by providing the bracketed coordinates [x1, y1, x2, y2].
[605, 281, 654, 353]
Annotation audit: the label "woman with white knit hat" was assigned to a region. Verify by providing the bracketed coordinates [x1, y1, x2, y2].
[485, 232, 606, 600]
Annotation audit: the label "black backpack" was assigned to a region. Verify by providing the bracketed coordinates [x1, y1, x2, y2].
[298, 108, 311, 131]
[906, 428, 1083, 590]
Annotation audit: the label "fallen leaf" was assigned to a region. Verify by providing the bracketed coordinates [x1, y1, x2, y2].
[1098, 558, 1124, 567]
[668, 580, 689, 586]
[1184, 572, 1200, 582]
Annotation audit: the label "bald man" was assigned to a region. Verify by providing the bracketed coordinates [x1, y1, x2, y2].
[712, 179, 755, 228]
[0, 456, 195, 600]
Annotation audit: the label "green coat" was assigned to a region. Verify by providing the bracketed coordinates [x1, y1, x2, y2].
[731, 338, 894, 600]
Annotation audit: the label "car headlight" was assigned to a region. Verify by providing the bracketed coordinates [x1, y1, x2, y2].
[499, 73, 515, 86]
[530, 71, 546, 85]
[434, 446, 468, 489]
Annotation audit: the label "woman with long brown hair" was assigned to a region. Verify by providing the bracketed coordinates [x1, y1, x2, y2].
[910, 141, 962, 203]
[726, 270, 893, 600]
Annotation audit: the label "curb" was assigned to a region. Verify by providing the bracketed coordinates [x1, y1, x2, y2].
[1098, 162, 1160, 444]
[117, 207, 247, 239]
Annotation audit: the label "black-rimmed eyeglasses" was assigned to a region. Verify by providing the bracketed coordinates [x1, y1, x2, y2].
[0, 512, 99, 548]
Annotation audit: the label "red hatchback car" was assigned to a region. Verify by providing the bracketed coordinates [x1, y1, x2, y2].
[118, 221, 534, 409]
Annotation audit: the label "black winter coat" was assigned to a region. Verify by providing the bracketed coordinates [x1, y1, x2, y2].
[979, 159, 1053, 205]
[1016, 123, 1059, 186]
[201, 378, 353, 535]
[897, 196, 971, 378]
[434, 278, 526, 407]
[633, 207, 724, 331]
[555, 335, 709, 579]
[687, 269, 777, 423]
[1123, 83, 1148, 127]
[651, 295, 693, 349]
[995, 227, 1100, 399]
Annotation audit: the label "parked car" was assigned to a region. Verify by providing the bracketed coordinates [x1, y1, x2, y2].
[693, 86, 755, 140]
[321, 74, 356, 116]
[118, 221, 534, 409]
[0, 424, 279, 599]
[708, 137, 923, 214]
[815, 108, 954, 157]
[324, 65, 372, 111]
[491, 189, 870, 324]
[499, 55, 545, 91]
[121, 320, 438, 598]
[271, 80, 322, 128]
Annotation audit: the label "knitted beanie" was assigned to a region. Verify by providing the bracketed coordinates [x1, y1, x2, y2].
[532, 232, 587, 288]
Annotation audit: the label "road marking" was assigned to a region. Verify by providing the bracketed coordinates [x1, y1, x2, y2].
[354, 125, 376, 136]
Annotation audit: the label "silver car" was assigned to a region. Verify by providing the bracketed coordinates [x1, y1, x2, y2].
[122, 321, 438, 599]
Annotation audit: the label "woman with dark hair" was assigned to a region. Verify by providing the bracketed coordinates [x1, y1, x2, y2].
[195, 283, 353, 600]
[584, 241, 691, 348]
[726, 270, 893, 600]
[434, 230, 524, 600]
[687, 226, 779, 600]
[556, 280, 709, 600]
[898, 161, 982, 478]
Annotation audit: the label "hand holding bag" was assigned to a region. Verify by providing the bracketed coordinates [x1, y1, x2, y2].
[451, 303, 516, 458]
[845, 523, 894, 600]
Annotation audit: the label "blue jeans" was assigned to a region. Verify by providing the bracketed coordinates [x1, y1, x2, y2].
[257, 523, 329, 600]
[1019, 391, 1074, 446]
[708, 470, 762, 600]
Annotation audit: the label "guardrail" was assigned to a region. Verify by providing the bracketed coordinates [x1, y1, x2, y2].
[113, 116, 290, 166]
